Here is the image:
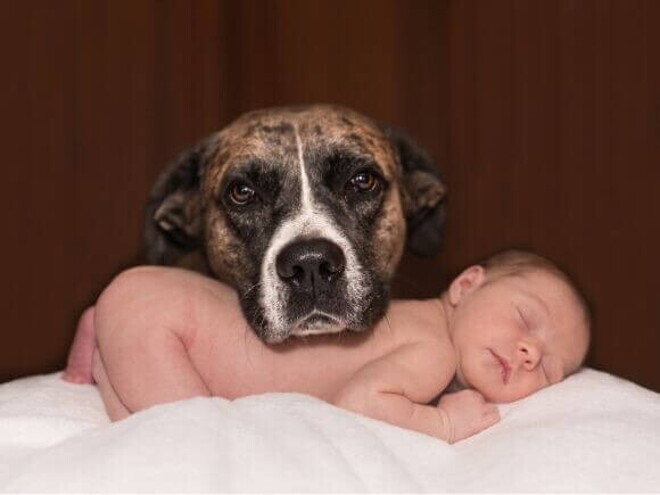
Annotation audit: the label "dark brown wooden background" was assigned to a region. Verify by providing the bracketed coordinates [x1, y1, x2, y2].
[1, 0, 658, 391]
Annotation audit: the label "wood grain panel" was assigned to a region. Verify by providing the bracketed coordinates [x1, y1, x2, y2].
[1, 1, 79, 378]
[0, 0, 226, 381]
[442, 0, 660, 390]
[1, 0, 657, 392]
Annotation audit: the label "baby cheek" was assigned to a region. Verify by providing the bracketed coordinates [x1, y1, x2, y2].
[511, 373, 549, 401]
[480, 372, 546, 403]
[458, 352, 494, 394]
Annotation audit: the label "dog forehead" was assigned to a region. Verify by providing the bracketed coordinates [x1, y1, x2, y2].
[210, 105, 398, 178]
[299, 109, 398, 177]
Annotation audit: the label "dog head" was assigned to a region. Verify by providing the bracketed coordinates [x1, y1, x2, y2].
[144, 105, 446, 343]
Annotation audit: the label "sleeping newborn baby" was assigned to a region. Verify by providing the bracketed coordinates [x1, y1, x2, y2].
[65, 249, 590, 444]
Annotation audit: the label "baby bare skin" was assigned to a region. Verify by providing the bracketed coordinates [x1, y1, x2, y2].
[91, 264, 588, 443]
[92, 266, 495, 443]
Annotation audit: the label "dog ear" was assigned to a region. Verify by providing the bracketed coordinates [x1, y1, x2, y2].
[383, 126, 447, 256]
[143, 136, 218, 266]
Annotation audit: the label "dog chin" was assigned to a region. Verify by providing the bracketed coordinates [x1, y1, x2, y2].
[242, 285, 388, 344]
[290, 312, 346, 337]
[258, 312, 348, 344]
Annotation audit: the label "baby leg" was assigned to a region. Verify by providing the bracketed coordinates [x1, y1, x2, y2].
[92, 266, 215, 420]
[92, 347, 131, 421]
[62, 306, 97, 384]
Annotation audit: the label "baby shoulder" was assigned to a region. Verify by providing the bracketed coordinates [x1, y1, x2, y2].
[385, 337, 456, 384]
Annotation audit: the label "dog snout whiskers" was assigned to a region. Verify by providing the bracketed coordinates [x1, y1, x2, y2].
[275, 239, 346, 293]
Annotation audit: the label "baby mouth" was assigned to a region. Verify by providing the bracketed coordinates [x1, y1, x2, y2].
[490, 350, 511, 384]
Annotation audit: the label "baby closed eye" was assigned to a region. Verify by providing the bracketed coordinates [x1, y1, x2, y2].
[515, 306, 532, 330]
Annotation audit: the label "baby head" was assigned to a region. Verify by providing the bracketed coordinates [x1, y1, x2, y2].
[443, 249, 591, 403]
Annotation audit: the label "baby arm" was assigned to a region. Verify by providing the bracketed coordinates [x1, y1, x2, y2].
[333, 344, 499, 443]
[93, 266, 215, 420]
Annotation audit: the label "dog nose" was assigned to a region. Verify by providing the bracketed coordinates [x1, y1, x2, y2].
[276, 239, 346, 292]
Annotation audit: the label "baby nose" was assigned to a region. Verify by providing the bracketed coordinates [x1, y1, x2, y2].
[517, 341, 542, 370]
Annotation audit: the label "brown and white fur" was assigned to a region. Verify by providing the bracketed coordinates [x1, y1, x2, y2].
[144, 104, 446, 343]
[64, 104, 446, 383]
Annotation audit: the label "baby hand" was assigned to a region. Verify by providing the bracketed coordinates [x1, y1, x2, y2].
[437, 389, 500, 443]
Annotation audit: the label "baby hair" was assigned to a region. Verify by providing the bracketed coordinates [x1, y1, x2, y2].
[479, 248, 593, 335]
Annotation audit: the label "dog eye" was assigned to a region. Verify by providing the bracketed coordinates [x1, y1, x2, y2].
[348, 171, 380, 193]
[227, 182, 257, 206]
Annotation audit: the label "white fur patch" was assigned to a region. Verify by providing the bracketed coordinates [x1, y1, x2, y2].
[260, 126, 367, 340]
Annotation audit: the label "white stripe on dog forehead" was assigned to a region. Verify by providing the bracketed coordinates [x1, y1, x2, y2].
[258, 125, 368, 339]
[294, 125, 314, 214]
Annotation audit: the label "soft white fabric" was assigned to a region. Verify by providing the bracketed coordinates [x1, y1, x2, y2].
[0, 368, 658, 492]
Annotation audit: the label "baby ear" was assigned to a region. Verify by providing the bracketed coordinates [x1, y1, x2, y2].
[448, 265, 486, 306]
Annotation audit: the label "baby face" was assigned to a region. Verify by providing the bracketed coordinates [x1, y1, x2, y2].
[447, 267, 590, 403]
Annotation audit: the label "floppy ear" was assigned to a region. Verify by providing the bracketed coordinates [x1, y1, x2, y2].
[143, 136, 218, 266]
[383, 126, 447, 256]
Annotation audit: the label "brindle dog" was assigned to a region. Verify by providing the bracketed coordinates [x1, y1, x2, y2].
[144, 104, 446, 343]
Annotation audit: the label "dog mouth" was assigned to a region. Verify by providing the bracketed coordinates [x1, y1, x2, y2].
[489, 349, 511, 384]
[290, 311, 346, 337]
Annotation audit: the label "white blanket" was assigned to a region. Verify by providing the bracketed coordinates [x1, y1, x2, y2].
[0, 368, 658, 492]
